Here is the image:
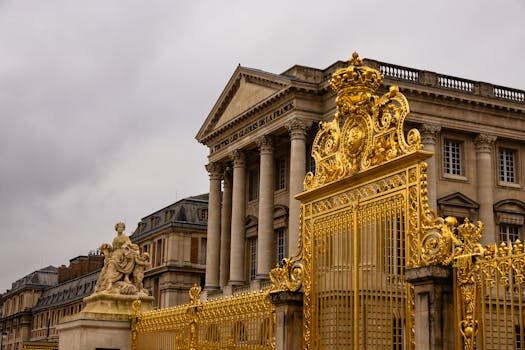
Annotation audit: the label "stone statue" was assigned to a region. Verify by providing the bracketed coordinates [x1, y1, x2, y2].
[94, 222, 150, 297]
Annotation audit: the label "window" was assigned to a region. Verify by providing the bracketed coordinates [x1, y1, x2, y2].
[199, 209, 208, 221]
[275, 159, 286, 190]
[248, 169, 259, 201]
[276, 229, 286, 265]
[499, 148, 517, 183]
[499, 224, 521, 243]
[248, 238, 257, 280]
[200, 238, 207, 265]
[443, 139, 462, 176]
[190, 237, 199, 264]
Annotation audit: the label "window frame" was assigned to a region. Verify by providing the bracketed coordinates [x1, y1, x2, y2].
[499, 223, 521, 243]
[497, 146, 520, 187]
[248, 168, 259, 202]
[275, 158, 287, 192]
[442, 138, 464, 178]
[275, 228, 286, 266]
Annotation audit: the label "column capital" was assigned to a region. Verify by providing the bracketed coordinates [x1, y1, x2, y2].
[205, 162, 223, 179]
[256, 135, 274, 154]
[474, 134, 497, 153]
[420, 123, 441, 145]
[229, 149, 246, 167]
[286, 118, 311, 140]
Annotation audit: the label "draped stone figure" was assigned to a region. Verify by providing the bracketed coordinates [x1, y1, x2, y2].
[94, 222, 150, 297]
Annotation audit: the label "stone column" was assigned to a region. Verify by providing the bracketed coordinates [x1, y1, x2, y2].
[229, 150, 247, 284]
[220, 167, 232, 288]
[287, 119, 309, 257]
[257, 136, 275, 278]
[420, 123, 441, 209]
[474, 134, 497, 244]
[405, 266, 454, 350]
[204, 162, 222, 290]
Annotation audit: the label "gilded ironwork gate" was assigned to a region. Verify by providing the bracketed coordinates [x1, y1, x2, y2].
[269, 52, 433, 350]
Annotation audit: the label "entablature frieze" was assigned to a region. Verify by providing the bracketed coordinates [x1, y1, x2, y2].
[210, 100, 295, 155]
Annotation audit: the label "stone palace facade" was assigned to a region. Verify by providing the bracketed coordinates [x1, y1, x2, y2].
[196, 56, 525, 296]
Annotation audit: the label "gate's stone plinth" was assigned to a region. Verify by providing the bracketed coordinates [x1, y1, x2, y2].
[270, 291, 303, 350]
[405, 266, 454, 350]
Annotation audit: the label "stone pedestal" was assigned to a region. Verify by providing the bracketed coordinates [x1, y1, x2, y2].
[269, 291, 303, 350]
[58, 294, 153, 350]
[57, 313, 131, 350]
[405, 266, 454, 350]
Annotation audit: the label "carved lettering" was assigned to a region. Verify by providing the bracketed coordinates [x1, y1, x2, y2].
[211, 101, 295, 153]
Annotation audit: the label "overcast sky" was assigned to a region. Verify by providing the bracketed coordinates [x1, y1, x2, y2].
[0, 0, 523, 292]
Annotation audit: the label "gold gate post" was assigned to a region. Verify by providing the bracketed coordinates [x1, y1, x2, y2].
[405, 266, 455, 350]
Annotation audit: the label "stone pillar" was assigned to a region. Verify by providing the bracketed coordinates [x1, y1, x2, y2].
[229, 150, 247, 284]
[420, 123, 441, 209]
[405, 266, 455, 350]
[270, 291, 303, 350]
[287, 119, 309, 257]
[204, 162, 223, 290]
[257, 136, 275, 279]
[220, 167, 233, 288]
[474, 134, 497, 244]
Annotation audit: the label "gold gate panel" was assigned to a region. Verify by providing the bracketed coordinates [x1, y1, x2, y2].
[279, 52, 433, 350]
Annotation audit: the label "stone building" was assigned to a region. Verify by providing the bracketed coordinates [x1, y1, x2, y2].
[0, 253, 104, 350]
[0, 267, 58, 350]
[23, 253, 103, 349]
[196, 56, 525, 295]
[130, 194, 208, 308]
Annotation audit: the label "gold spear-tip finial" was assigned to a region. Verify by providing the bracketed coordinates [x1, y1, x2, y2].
[349, 51, 362, 66]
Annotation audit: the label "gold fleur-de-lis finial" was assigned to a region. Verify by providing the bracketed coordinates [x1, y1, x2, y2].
[349, 51, 362, 66]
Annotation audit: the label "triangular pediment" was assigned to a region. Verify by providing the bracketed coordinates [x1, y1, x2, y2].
[437, 192, 479, 209]
[196, 66, 290, 143]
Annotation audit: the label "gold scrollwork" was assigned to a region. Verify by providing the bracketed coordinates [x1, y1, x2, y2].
[269, 211, 304, 294]
[304, 52, 422, 191]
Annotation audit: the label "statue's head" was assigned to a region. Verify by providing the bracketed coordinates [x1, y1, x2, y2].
[114, 222, 126, 233]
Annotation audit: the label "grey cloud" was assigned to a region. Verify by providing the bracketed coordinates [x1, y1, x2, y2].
[0, 0, 523, 291]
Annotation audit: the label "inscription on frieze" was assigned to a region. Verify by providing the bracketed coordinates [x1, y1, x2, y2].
[212, 101, 294, 153]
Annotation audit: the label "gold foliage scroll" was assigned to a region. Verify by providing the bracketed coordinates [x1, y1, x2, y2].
[304, 52, 422, 191]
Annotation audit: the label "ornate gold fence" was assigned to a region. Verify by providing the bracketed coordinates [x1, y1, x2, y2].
[475, 241, 525, 350]
[131, 286, 275, 350]
[414, 211, 525, 350]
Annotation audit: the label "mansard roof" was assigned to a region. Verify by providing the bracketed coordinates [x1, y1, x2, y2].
[130, 194, 209, 241]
